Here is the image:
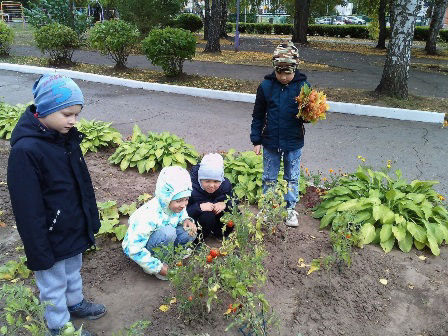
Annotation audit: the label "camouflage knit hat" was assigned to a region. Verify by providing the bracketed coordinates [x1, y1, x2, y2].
[272, 42, 299, 66]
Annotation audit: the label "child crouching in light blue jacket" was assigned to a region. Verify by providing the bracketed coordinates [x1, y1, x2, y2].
[122, 166, 198, 280]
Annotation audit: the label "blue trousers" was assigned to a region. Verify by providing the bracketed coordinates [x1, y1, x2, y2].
[34, 254, 83, 330]
[262, 147, 302, 208]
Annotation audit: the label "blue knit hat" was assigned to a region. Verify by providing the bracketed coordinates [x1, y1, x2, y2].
[198, 153, 224, 188]
[32, 73, 84, 117]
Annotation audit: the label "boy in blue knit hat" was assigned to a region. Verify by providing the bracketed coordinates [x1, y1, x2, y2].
[7, 73, 106, 336]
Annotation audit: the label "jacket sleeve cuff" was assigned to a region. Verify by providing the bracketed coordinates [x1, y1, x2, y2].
[252, 141, 262, 146]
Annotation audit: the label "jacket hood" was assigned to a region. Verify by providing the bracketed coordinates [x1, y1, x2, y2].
[264, 69, 307, 83]
[10, 105, 82, 147]
[155, 166, 193, 214]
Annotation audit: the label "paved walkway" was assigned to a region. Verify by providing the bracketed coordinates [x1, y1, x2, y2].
[8, 35, 448, 98]
[1, 69, 447, 196]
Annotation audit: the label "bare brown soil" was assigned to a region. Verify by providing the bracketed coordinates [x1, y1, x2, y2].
[1, 140, 448, 335]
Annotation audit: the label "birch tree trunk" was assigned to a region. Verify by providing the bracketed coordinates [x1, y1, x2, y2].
[425, 0, 448, 55]
[375, 0, 419, 99]
[376, 0, 387, 49]
[292, 0, 310, 44]
[205, 0, 222, 52]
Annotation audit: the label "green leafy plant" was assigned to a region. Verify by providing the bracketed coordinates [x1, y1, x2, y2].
[0, 21, 14, 55]
[34, 23, 79, 65]
[313, 164, 448, 255]
[109, 125, 199, 173]
[223, 149, 307, 204]
[0, 102, 29, 140]
[97, 200, 127, 241]
[0, 257, 31, 281]
[112, 321, 151, 336]
[88, 20, 140, 69]
[172, 14, 203, 32]
[166, 202, 275, 335]
[142, 27, 196, 77]
[75, 118, 122, 155]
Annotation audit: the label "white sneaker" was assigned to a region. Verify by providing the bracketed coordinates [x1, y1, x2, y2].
[285, 209, 299, 227]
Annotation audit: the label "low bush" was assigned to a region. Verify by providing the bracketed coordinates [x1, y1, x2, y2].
[414, 26, 429, 41]
[313, 164, 448, 255]
[174, 13, 203, 33]
[88, 19, 140, 69]
[0, 102, 29, 140]
[109, 125, 199, 173]
[142, 27, 196, 77]
[308, 24, 370, 38]
[75, 118, 122, 155]
[34, 23, 79, 65]
[0, 21, 14, 55]
[273, 24, 292, 35]
[226, 22, 234, 33]
[440, 29, 448, 43]
[254, 23, 272, 34]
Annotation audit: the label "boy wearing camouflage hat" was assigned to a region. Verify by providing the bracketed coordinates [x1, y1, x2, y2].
[250, 42, 310, 227]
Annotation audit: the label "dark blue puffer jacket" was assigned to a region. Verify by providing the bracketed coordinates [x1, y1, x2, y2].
[186, 164, 234, 219]
[7, 105, 101, 271]
[250, 70, 309, 151]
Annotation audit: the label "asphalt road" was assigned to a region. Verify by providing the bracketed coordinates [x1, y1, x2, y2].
[1, 69, 447, 196]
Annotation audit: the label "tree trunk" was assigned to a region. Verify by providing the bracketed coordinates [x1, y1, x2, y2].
[375, 0, 419, 99]
[292, 0, 310, 44]
[220, 0, 229, 38]
[205, 0, 222, 52]
[204, 0, 211, 40]
[425, 0, 448, 55]
[376, 0, 387, 49]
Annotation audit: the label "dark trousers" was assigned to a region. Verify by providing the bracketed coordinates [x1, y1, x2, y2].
[195, 211, 232, 238]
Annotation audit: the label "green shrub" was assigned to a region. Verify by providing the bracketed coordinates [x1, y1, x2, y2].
[88, 20, 140, 69]
[440, 30, 448, 43]
[109, 125, 200, 173]
[254, 23, 272, 34]
[414, 26, 429, 41]
[236, 23, 247, 33]
[226, 22, 234, 33]
[142, 27, 196, 77]
[308, 24, 370, 38]
[313, 165, 448, 255]
[174, 14, 203, 33]
[34, 23, 79, 65]
[0, 21, 14, 55]
[75, 118, 122, 155]
[273, 24, 292, 35]
[0, 102, 29, 140]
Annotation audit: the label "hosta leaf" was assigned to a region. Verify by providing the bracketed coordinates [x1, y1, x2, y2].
[406, 193, 425, 203]
[380, 236, 395, 253]
[380, 224, 393, 242]
[407, 221, 427, 243]
[163, 156, 172, 167]
[312, 207, 327, 219]
[397, 232, 413, 253]
[392, 225, 406, 242]
[426, 234, 440, 256]
[155, 148, 163, 158]
[336, 199, 360, 211]
[414, 239, 426, 250]
[385, 189, 405, 201]
[114, 224, 128, 241]
[320, 211, 336, 228]
[120, 159, 129, 171]
[137, 161, 146, 174]
[360, 222, 376, 244]
[353, 211, 371, 223]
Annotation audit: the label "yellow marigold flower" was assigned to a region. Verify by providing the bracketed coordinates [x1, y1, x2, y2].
[323, 177, 327, 181]
[438, 194, 446, 201]
[329, 169, 334, 173]
[357, 155, 362, 159]
[305, 168, 309, 173]
[387, 164, 391, 168]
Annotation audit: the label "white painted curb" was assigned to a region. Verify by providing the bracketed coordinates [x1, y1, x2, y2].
[1, 63, 445, 124]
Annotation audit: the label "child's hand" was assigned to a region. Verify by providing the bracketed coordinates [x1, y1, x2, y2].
[183, 219, 197, 237]
[159, 264, 168, 276]
[254, 145, 261, 155]
[213, 202, 226, 214]
[200, 202, 214, 212]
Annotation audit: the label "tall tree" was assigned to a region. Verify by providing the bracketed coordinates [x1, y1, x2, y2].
[220, 0, 229, 38]
[376, 0, 388, 49]
[375, 0, 419, 99]
[205, 0, 222, 52]
[292, 0, 310, 44]
[204, 0, 211, 39]
[425, 0, 448, 55]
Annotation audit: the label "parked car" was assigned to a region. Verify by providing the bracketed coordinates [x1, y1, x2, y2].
[316, 17, 332, 25]
[345, 16, 366, 25]
[333, 19, 345, 25]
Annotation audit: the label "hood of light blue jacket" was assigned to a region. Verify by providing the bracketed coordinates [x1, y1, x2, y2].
[155, 166, 192, 215]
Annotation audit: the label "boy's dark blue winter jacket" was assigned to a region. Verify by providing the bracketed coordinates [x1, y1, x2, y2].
[250, 70, 309, 151]
[7, 105, 101, 271]
[186, 164, 233, 219]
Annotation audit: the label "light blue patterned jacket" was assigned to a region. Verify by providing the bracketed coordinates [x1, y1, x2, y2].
[122, 166, 193, 274]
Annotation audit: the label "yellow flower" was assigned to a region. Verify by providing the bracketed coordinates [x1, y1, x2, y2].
[305, 168, 309, 173]
[438, 194, 446, 201]
[387, 164, 391, 168]
[322, 177, 327, 181]
[357, 155, 362, 159]
[329, 169, 334, 173]
[361, 158, 366, 162]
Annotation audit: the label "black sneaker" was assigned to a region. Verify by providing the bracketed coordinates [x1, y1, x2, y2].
[46, 322, 91, 336]
[68, 299, 107, 320]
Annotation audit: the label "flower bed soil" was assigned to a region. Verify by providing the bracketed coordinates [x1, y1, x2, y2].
[1, 140, 448, 335]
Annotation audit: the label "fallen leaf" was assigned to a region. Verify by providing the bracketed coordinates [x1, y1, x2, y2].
[408, 284, 414, 289]
[310, 235, 316, 239]
[0, 222, 6, 228]
[159, 305, 170, 312]
[307, 264, 320, 275]
[224, 308, 233, 315]
[379, 279, 388, 285]
[418, 255, 427, 261]
[170, 297, 177, 305]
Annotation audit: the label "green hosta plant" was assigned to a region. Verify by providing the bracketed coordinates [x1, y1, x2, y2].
[109, 125, 199, 173]
[223, 149, 307, 204]
[0, 102, 30, 140]
[75, 118, 122, 155]
[313, 165, 448, 255]
[97, 200, 127, 241]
